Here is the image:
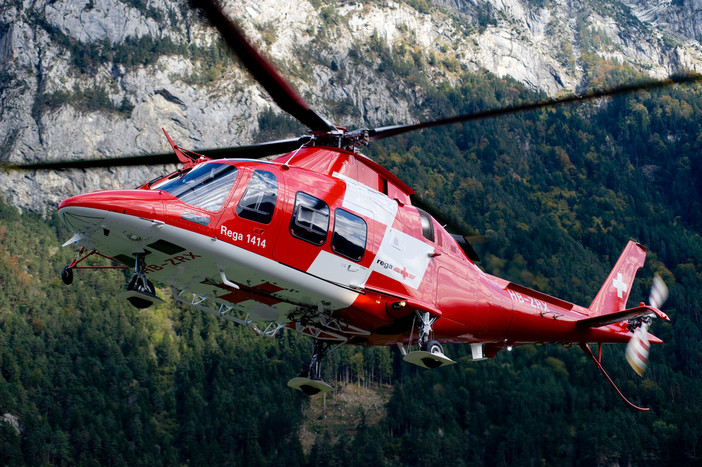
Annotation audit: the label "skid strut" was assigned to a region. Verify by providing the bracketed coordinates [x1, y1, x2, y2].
[61, 247, 129, 285]
[402, 310, 456, 369]
[123, 252, 160, 309]
[288, 340, 342, 395]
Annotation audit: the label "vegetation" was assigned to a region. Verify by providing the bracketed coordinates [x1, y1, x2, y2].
[256, 108, 307, 140]
[34, 86, 134, 117]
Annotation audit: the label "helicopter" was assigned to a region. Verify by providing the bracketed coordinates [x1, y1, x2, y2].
[6, 0, 697, 409]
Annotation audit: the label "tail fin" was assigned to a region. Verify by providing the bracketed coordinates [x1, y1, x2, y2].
[587, 241, 647, 317]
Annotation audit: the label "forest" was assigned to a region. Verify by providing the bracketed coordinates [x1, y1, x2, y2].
[2, 3, 702, 463]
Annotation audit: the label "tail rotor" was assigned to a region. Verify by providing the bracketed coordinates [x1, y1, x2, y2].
[649, 273, 669, 309]
[625, 274, 669, 376]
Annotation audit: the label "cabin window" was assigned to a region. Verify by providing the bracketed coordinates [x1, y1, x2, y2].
[291, 192, 329, 245]
[236, 170, 278, 224]
[332, 209, 367, 261]
[158, 162, 238, 212]
[417, 208, 434, 242]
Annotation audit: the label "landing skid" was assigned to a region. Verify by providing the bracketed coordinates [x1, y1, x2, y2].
[287, 377, 334, 396]
[117, 288, 164, 308]
[401, 312, 456, 369]
[289, 339, 341, 395]
[403, 350, 456, 369]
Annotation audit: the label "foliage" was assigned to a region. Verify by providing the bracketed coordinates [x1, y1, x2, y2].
[0, 202, 311, 465]
[33, 85, 133, 117]
[255, 108, 307, 141]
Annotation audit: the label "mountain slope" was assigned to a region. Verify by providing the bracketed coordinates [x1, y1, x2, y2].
[1, 0, 701, 211]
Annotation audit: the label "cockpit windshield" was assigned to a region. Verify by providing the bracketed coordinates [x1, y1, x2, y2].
[156, 162, 239, 212]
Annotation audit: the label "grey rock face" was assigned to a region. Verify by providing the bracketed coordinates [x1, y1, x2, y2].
[1, 0, 700, 212]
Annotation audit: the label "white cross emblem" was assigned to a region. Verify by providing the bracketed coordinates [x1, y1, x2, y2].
[613, 272, 627, 299]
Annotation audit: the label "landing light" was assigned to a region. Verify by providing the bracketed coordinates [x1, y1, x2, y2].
[391, 301, 406, 310]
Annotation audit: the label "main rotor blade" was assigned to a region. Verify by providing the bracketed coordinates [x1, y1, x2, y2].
[0, 136, 311, 171]
[193, 0, 336, 133]
[0, 153, 181, 171]
[198, 135, 312, 159]
[369, 73, 702, 141]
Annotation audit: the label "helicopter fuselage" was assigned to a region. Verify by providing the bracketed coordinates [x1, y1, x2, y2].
[58, 146, 639, 357]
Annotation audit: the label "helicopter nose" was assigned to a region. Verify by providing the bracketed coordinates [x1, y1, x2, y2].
[58, 190, 165, 233]
[59, 203, 107, 233]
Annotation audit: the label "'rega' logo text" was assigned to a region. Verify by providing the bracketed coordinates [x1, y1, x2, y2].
[220, 225, 243, 241]
[376, 259, 394, 270]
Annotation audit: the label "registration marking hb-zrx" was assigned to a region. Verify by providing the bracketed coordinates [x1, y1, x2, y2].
[144, 252, 202, 273]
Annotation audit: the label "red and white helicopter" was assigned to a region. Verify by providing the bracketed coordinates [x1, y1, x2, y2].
[9, 0, 695, 409]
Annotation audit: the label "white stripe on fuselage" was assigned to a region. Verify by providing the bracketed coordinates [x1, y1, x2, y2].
[371, 227, 434, 289]
[331, 173, 434, 290]
[333, 173, 398, 226]
[306, 173, 401, 289]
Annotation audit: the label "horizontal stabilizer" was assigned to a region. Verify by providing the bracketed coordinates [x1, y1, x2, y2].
[577, 304, 669, 328]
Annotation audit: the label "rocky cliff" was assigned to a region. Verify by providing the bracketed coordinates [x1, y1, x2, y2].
[1, 0, 701, 212]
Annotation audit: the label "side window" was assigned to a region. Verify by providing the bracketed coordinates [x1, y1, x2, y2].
[290, 192, 329, 245]
[236, 170, 278, 224]
[332, 209, 367, 261]
[417, 209, 435, 242]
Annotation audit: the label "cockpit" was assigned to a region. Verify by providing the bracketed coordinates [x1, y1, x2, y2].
[153, 162, 239, 212]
